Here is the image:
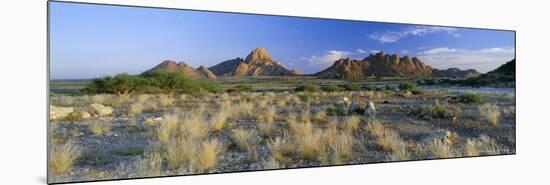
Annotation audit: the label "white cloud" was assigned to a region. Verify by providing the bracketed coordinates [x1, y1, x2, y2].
[288, 62, 295, 66]
[356, 48, 367, 54]
[307, 50, 350, 66]
[369, 26, 459, 43]
[418, 47, 457, 55]
[417, 47, 515, 72]
[370, 50, 380, 54]
[401, 49, 409, 54]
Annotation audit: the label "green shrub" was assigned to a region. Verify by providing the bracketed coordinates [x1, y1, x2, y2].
[81, 71, 221, 96]
[454, 93, 483, 104]
[63, 112, 82, 122]
[298, 93, 316, 102]
[342, 83, 360, 91]
[398, 82, 416, 91]
[295, 84, 320, 92]
[228, 84, 253, 93]
[321, 85, 344, 92]
[411, 88, 425, 95]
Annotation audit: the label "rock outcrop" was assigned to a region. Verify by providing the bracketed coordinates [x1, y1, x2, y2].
[316, 52, 433, 80]
[90, 103, 114, 117]
[209, 48, 301, 76]
[432, 68, 480, 78]
[141, 60, 217, 80]
[50, 105, 74, 120]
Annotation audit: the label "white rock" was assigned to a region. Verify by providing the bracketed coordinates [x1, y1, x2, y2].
[50, 105, 74, 120]
[90, 103, 114, 117]
[79, 111, 91, 119]
[365, 101, 377, 117]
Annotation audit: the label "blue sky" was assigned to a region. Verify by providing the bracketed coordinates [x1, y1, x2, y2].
[50, 2, 515, 79]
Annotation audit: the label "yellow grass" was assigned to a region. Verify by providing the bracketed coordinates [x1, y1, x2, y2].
[312, 110, 328, 123]
[231, 129, 256, 151]
[166, 137, 196, 169]
[465, 135, 508, 156]
[89, 120, 111, 135]
[343, 116, 361, 134]
[157, 113, 179, 144]
[480, 103, 501, 127]
[128, 101, 144, 115]
[158, 94, 174, 106]
[192, 139, 222, 173]
[50, 141, 81, 175]
[367, 121, 409, 160]
[209, 110, 229, 133]
[180, 114, 209, 140]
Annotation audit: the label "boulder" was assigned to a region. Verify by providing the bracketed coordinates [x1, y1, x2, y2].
[364, 101, 377, 118]
[79, 111, 91, 119]
[90, 103, 114, 117]
[50, 105, 74, 120]
[349, 101, 367, 114]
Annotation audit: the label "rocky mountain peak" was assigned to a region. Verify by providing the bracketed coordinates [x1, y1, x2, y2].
[245, 48, 272, 64]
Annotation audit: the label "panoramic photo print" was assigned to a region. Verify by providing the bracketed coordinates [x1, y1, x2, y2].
[48, 1, 515, 184]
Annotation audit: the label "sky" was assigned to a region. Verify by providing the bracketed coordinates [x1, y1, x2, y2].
[50, 2, 515, 79]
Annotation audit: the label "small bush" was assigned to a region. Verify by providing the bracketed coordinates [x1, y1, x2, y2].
[342, 83, 360, 91]
[228, 84, 253, 93]
[295, 84, 320, 92]
[411, 88, 425, 95]
[321, 85, 344, 92]
[63, 112, 82, 122]
[298, 93, 316, 103]
[398, 82, 416, 91]
[454, 93, 483, 104]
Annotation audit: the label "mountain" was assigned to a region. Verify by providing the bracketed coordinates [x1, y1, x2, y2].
[475, 58, 515, 84]
[196, 65, 217, 79]
[209, 48, 300, 76]
[315, 58, 367, 80]
[141, 60, 217, 80]
[316, 52, 433, 80]
[486, 58, 515, 76]
[432, 68, 480, 78]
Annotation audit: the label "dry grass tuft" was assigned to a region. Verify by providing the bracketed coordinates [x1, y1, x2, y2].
[367, 121, 409, 160]
[192, 139, 223, 173]
[157, 114, 179, 144]
[50, 141, 81, 175]
[312, 110, 328, 123]
[89, 120, 112, 135]
[267, 136, 294, 167]
[129, 150, 162, 178]
[166, 137, 196, 169]
[128, 101, 144, 115]
[180, 113, 210, 140]
[231, 101, 254, 117]
[231, 129, 256, 151]
[479, 103, 501, 127]
[158, 94, 174, 106]
[330, 131, 354, 164]
[465, 135, 508, 156]
[209, 110, 229, 133]
[343, 116, 361, 134]
[430, 137, 458, 158]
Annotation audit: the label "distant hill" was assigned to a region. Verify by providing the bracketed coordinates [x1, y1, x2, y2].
[487, 58, 515, 76]
[476, 58, 515, 83]
[316, 52, 432, 80]
[141, 60, 217, 80]
[209, 48, 302, 76]
[432, 68, 480, 78]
